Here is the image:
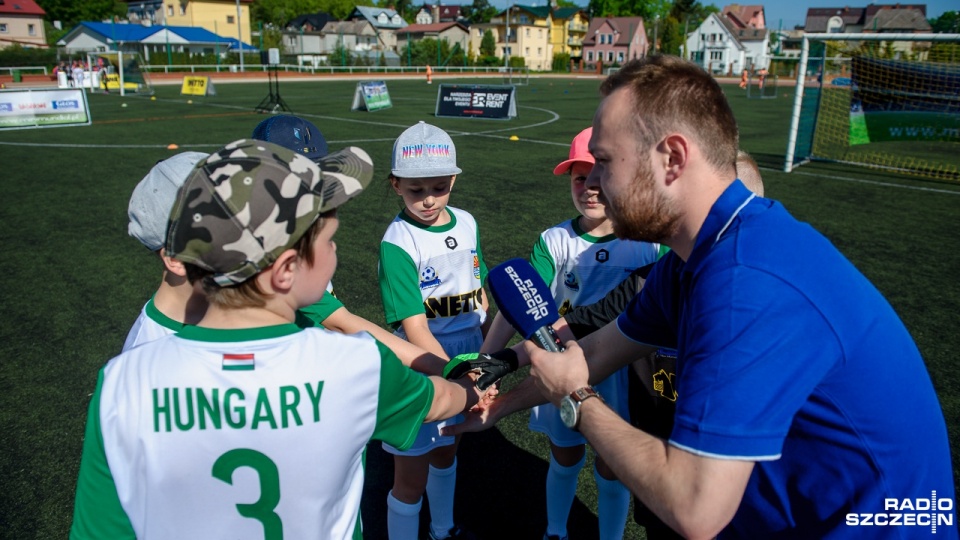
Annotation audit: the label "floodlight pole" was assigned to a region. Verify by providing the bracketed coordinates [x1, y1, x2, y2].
[236, 0, 244, 72]
[504, 5, 510, 67]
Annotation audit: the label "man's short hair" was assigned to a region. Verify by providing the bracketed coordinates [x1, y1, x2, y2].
[600, 55, 739, 173]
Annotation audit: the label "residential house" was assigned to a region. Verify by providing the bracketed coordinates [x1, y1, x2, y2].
[126, 0, 253, 46]
[685, 12, 770, 75]
[287, 12, 337, 33]
[722, 4, 766, 30]
[469, 5, 553, 70]
[581, 17, 648, 68]
[281, 19, 381, 67]
[58, 21, 253, 61]
[803, 4, 931, 57]
[395, 22, 470, 59]
[282, 12, 336, 61]
[0, 0, 47, 49]
[550, 6, 590, 60]
[348, 6, 407, 51]
[415, 4, 463, 25]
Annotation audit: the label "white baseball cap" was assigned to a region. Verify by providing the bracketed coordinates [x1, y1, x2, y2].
[391, 121, 462, 178]
[128, 151, 208, 251]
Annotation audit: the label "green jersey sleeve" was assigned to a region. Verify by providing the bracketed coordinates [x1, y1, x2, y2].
[529, 234, 557, 286]
[379, 241, 425, 327]
[70, 369, 136, 540]
[298, 294, 346, 327]
[372, 341, 434, 450]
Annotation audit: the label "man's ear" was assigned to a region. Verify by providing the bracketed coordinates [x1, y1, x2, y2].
[160, 248, 187, 277]
[661, 133, 690, 185]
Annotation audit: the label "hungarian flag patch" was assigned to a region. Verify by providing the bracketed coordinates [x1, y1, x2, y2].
[222, 353, 255, 371]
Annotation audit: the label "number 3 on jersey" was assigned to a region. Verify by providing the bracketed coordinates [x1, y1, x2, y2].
[213, 449, 284, 539]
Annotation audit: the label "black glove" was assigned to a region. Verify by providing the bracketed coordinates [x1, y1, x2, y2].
[442, 349, 520, 391]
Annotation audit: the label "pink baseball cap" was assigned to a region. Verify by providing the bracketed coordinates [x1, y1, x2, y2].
[553, 127, 595, 175]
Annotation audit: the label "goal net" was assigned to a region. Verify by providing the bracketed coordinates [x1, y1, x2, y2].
[784, 33, 960, 182]
[86, 51, 154, 96]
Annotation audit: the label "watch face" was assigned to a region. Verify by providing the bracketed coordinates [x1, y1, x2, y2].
[560, 395, 577, 429]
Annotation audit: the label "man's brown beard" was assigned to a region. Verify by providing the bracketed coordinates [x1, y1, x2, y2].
[605, 159, 681, 244]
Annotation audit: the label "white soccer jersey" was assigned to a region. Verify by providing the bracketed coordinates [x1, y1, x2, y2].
[379, 206, 488, 338]
[71, 324, 433, 540]
[530, 218, 659, 315]
[121, 298, 184, 352]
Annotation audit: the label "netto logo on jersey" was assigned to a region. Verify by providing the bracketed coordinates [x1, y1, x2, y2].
[505, 265, 550, 321]
[445, 236, 458, 250]
[595, 249, 609, 263]
[424, 288, 483, 319]
[846, 492, 954, 533]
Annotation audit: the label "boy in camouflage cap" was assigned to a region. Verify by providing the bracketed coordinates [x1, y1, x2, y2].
[71, 139, 488, 540]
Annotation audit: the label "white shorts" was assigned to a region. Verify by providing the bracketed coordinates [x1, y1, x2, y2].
[383, 327, 483, 457]
[529, 365, 631, 448]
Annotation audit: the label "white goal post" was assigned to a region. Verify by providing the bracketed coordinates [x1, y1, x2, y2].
[783, 32, 960, 180]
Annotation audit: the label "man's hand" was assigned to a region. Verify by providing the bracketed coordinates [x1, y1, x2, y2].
[526, 339, 589, 406]
[443, 349, 519, 390]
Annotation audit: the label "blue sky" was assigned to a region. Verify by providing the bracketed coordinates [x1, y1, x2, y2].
[480, 1, 956, 30]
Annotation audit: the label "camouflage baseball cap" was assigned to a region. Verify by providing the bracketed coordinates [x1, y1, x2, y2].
[165, 139, 373, 287]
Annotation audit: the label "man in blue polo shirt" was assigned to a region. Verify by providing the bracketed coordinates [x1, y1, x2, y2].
[449, 55, 955, 539]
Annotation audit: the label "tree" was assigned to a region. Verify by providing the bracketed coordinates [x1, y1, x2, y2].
[659, 15, 684, 55]
[929, 11, 959, 33]
[35, 0, 126, 26]
[480, 29, 497, 56]
[461, 0, 498, 24]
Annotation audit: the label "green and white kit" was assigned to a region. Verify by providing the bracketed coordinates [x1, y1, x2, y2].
[71, 325, 433, 540]
[379, 206, 488, 337]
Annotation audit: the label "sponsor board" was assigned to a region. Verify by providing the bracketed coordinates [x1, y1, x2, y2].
[351, 81, 392, 112]
[434, 84, 517, 120]
[0, 88, 91, 130]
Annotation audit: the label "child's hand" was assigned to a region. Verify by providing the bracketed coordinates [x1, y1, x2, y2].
[443, 350, 519, 390]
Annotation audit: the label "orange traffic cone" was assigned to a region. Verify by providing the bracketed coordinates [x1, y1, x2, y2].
[426, 65, 433, 85]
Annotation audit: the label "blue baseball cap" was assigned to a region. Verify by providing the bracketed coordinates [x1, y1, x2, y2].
[251, 115, 329, 162]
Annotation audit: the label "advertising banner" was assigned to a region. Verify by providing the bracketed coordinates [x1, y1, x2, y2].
[351, 81, 392, 112]
[181, 76, 216, 96]
[850, 56, 960, 145]
[435, 85, 517, 120]
[0, 88, 91, 130]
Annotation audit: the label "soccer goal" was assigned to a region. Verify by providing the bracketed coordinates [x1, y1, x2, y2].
[747, 72, 778, 99]
[501, 67, 530, 86]
[86, 51, 154, 96]
[783, 33, 960, 181]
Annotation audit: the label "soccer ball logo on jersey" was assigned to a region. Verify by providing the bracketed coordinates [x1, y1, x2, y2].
[420, 266, 441, 290]
[472, 250, 480, 279]
[563, 271, 580, 292]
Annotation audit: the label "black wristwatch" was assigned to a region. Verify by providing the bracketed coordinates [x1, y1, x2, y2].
[559, 386, 603, 431]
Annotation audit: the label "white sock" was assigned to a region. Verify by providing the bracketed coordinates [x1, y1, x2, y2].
[426, 458, 457, 539]
[595, 466, 631, 540]
[387, 491, 421, 540]
[544, 452, 585, 538]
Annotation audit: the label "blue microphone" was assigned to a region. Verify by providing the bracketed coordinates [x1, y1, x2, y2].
[488, 258, 565, 352]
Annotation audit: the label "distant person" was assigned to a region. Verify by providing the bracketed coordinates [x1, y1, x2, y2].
[70, 139, 489, 540]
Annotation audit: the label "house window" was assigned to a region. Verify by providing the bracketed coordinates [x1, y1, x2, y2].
[539, 29, 542, 37]
[607, 51, 613, 61]
[28, 24, 35, 36]
[167, 5, 173, 17]
[587, 51, 593, 61]
[617, 51, 624, 62]
[519, 15, 529, 24]
[227, 15, 235, 24]
[525, 47, 530, 55]
[179, 5, 185, 15]
[710, 50, 723, 60]
[538, 47, 542, 56]
[526, 28, 530, 37]
[378, 13, 387, 23]
[0, 23, 7, 33]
